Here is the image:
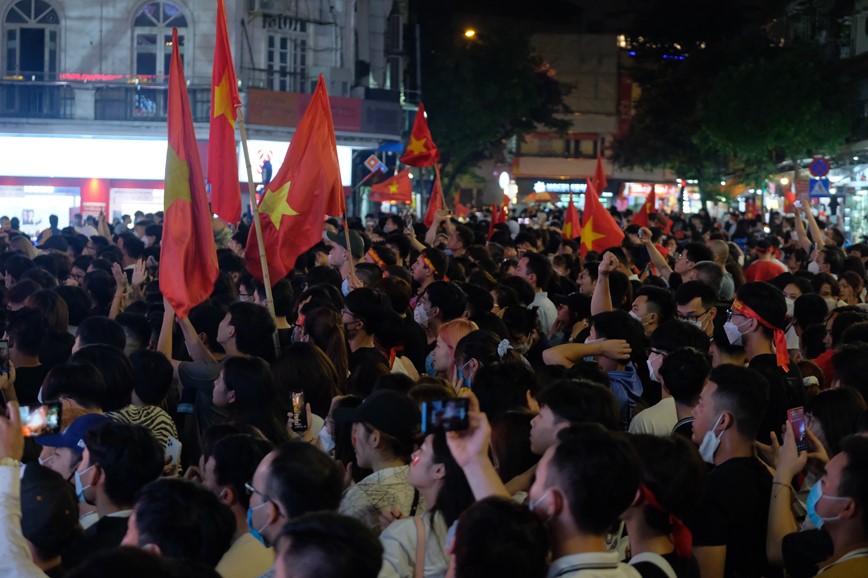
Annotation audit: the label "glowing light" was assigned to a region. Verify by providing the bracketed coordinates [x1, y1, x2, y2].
[464, 29, 476, 38]
[780, 177, 789, 186]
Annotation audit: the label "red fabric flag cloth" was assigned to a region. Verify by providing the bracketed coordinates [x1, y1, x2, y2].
[370, 169, 412, 203]
[244, 74, 344, 282]
[579, 179, 624, 257]
[562, 192, 581, 239]
[400, 103, 440, 167]
[632, 188, 656, 228]
[160, 28, 219, 320]
[423, 164, 444, 228]
[454, 193, 470, 219]
[593, 152, 608, 194]
[784, 183, 796, 213]
[207, 0, 242, 225]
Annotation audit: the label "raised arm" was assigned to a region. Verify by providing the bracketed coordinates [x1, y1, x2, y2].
[640, 227, 672, 283]
[590, 252, 617, 315]
[542, 339, 631, 368]
[156, 298, 181, 380]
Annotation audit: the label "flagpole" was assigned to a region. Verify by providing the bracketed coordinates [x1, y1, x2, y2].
[236, 106, 280, 357]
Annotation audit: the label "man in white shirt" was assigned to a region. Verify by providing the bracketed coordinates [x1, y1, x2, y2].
[516, 252, 558, 334]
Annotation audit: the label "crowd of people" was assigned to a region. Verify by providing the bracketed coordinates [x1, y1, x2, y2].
[0, 201, 867, 578]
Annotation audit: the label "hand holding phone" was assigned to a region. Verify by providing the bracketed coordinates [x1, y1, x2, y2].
[19, 403, 62, 437]
[422, 398, 470, 434]
[0, 340, 9, 375]
[787, 407, 808, 453]
[290, 391, 308, 432]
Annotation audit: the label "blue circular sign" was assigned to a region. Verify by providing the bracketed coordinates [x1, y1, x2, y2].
[809, 157, 830, 178]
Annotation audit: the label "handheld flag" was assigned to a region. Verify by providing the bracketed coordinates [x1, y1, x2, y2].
[632, 187, 655, 228]
[160, 28, 219, 319]
[562, 192, 581, 239]
[423, 164, 444, 228]
[579, 179, 624, 256]
[244, 75, 343, 282]
[593, 152, 608, 194]
[400, 103, 440, 167]
[454, 192, 470, 219]
[207, 0, 242, 225]
[370, 169, 412, 203]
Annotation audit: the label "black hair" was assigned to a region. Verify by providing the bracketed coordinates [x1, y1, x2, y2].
[634, 286, 676, 323]
[271, 342, 341, 418]
[839, 435, 868, 534]
[40, 361, 107, 410]
[305, 265, 342, 290]
[27, 288, 68, 332]
[471, 361, 534, 419]
[649, 319, 710, 354]
[129, 349, 174, 406]
[265, 442, 344, 519]
[53, 284, 91, 326]
[4, 253, 34, 281]
[76, 316, 126, 351]
[132, 478, 235, 567]
[221, 356, 288, 444]
[819, 246, 844, 275]
[497, 276, 535, 307]
[21, 267, 58, 289]
[607, 270, 633, 310]
[210, 434, 274, 509]
[344, 287, 391, 334]
[116, 312, 152, 351]
[429, 432, 475, 527]
[489, 411, 539, 483]
[535, 379, 619, 431]
[5, 278, 40, 305]
[737, 281, 787, 332]
[708, 365, 770, 439]
[565, 360, 611, 388]
[452, 497, 549, 578]
[548, 425, 641, 534]
[675, 280, 717, 309]
[118, 232, 144, 260]
[72, 344, 135, 411]
[680, 241, 714, 264]
[275, 512, 383, 578]
[520, 252, 553, 291]
[85, 421, 164, 507]
[658, 347, 710, 406]
[5, 307, 45, 357]
[424, 281, 468, 321]
[793, 294, 828, 329]
[491, 284, 520, 312]
[188, 301, 227, 354]
[831, 310, 868, 347]
[831, 343, 868, 402]
[227, 302, 277, 362]
[806, 388, 867, 456]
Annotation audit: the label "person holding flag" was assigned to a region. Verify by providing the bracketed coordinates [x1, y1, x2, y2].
[579, 179, 624, 257]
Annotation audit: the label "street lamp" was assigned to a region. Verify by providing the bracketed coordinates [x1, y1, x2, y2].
[464, 29, 476, 39]
[780, 177, 789, 186]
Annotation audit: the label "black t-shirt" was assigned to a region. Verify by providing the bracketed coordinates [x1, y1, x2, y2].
[13, 364, 49, 406]
[63, 515, 130, 568]
[672, 417, 694, 441]
[349, 347, 388, 374]
[782, 528, 834, 578]
[749, 354, 804, 445]
[686, 457, 781, 578]
[399, 315, 428, 374]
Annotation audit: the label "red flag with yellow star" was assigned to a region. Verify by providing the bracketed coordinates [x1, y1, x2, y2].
[160, 28, 219, 319]
[562, 192, 580, 239]
[244, 75, 343, 282]
[207, 0, 241, 225]
[370, 169, 412, 203]
[423, 164, 444, 228]
[400, 103, 440, 167]
[580, 179, 624, 257]
[632, 187, 655, 228]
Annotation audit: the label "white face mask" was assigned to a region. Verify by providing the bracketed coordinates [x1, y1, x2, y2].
[785, 298, 795, 317]
[318, 426, 335, 454]
[341, 278, 351, 297]
[413, 303, 430, 328]
[698, 414, 725, 464]
[629, 310, 650, 325]
[723, 318, 748, 346]
[647, 358, 658, 382]
[807, 261, 821, 274]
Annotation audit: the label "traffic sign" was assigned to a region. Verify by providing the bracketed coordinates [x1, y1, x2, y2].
[364, 155, 386, 173]
[809, 157, 830, 178]
[809, 178, 831, 198]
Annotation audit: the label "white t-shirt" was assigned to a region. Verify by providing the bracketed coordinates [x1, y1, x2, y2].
[628, 397, 677, 436]
[379, 512, 449, 578]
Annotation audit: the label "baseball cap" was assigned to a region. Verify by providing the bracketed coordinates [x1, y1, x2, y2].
[333, 390, 420, 445]
[327, 228, 365, 259]
[34, 412, 109, 452]
[21, 464, 79, 553]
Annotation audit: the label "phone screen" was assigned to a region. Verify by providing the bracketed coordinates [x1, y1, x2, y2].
[0, 340, 9, 374]
[421, 398, 470, 434]
[787, 407, 808, 452]
[290, 391, 308, 432]
[19, 403, 62, 437]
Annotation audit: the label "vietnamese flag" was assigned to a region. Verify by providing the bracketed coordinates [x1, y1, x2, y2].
[593, 151, 608, 194]
[400, 103, 440, 167]
[454, 192, 470, 219]
[370, 169, 412, 203]
[160, 28, 219, 319]
[632, 187, 655, 228]
[423, 164, 444, 228]
[580, 179, 624, 257]
[562, 192, 580, 239]
[244, 75, 343, 282]
[207, 0, 241, 225]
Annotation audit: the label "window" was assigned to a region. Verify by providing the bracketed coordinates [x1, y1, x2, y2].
[3, 0, 60, 79]
[133, 1, 187, 79]
[266, 18, 306, 92]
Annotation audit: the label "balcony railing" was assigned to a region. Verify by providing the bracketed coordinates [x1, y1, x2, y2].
[95, 84, 211, 123]
[0, 81, 74, 118]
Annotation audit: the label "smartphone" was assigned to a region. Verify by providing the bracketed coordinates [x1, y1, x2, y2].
[165, 436, 182, 466]
[787, 407, 808, 452]
[638, 229, 644, 239]
[421, 398, 470, 435]
[290, 390, 308, 432]
[19, 403, 62, 437]
[0, 340, 9, 375]
[794, 200, 802, 208]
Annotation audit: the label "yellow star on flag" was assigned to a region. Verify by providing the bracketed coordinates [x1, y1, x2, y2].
[407, 136, 427, 154]
[259, 181, 298, 228]
[644, 202, 651, 211]
[212, 71, 236, 128]
[580, 216, 606, 252]
[164, 146, 192, 207]
[389, 182, 399, 194]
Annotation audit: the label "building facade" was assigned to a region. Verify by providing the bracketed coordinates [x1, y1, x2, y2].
[0, 0, 403, 234]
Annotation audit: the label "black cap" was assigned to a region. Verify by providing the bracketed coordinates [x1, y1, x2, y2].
[327, 229, 365, 259]
[21, 464, 79, 553]
[333, 390, 420, 445]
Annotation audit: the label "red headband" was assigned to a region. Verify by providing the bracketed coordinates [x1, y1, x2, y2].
[731, 299, 790, 372]
[640, 485, 693, 558]
[422, 254, 448, 281]
[366, 248, 387, 271]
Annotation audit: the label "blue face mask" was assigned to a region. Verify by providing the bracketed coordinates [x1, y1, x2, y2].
[456, 360, 473, 389]
[425, 352, 436, 377]
[247, 502, 271, 546]
[805, 481, 850, 529]
[74, 465, 94, 504]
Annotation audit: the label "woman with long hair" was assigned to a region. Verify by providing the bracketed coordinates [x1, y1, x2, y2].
[380, 432, 475, 578]
[271, 342, 342, 418]
[211, 356, 289, 444]
[302, 306, 350, 386]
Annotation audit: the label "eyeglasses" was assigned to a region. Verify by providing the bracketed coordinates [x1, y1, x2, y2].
[725, 310, 746, 323]
[244, 482, 271, 503]
[677, 308, 710, 322]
